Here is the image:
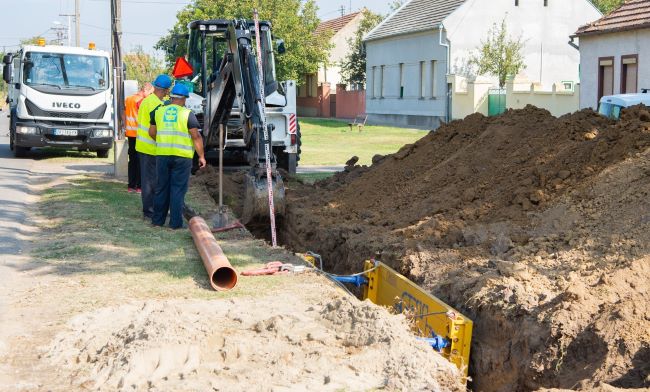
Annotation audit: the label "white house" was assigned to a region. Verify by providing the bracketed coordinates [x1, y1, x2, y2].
[364, 0, 601, 129]
[573, 0, 650, 109]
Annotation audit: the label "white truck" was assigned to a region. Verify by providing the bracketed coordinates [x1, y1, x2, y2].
[3, 42, 114, 158]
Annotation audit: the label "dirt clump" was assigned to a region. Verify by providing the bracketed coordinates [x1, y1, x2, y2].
[47, 284, 463, 392]
[269, 105, 650, 391]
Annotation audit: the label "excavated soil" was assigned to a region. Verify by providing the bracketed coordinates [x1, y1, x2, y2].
[197, 105, 650, 391]
[46, 284, 462, 392]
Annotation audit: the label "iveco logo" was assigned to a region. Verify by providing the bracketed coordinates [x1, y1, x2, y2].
[52, 102, 81, 109]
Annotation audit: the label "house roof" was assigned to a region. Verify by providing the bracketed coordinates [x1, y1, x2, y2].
[315, 12, 361, 36]
[364, 0, 466, 42]
[575, 0, 650, 36]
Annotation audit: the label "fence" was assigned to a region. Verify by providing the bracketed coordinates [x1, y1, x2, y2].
[296, 82, 366, 119]
[448, 75, 580, 120]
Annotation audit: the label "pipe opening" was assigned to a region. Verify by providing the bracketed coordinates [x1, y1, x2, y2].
[211, 267, 238, 291]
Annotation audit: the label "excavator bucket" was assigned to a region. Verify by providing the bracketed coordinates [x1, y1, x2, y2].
[241, 170, 286, 224]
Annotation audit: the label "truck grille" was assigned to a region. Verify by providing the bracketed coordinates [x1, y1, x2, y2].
[25, 100, 107, 120]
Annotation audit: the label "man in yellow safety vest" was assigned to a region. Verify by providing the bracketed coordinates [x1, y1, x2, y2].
[135, 74, 171, 219]
[123, 82, 153, 193]
[148, 83, 206, 229]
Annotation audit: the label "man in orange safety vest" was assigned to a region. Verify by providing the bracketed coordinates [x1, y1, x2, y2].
[123, 82, 154, 193]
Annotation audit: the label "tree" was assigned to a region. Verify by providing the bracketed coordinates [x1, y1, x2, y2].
[123, 46, 164, 87]
[339, 9, 383, 88]
[155, 0, 331, 83]
[470, 19, 526, 88]
[20, 36, 45, 46]
[591, 0, 624, 14]
[389, 0, 407, 12]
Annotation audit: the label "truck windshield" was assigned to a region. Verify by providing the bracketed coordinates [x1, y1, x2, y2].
[23, 52, 109, 91]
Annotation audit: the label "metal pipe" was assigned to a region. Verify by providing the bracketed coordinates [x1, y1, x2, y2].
[188, 215, 238, 291]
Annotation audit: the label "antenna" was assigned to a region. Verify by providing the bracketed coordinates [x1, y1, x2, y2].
[340, 5, 345, 16]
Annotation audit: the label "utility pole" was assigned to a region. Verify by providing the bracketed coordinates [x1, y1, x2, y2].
[111, 0, 124, 138]
[75, 0, 80, 47]
[60, 13, 74, 46]
[340, 5, 345, 16]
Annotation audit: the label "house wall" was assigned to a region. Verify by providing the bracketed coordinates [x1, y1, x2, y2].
[578, 29, 650, 109]
[444, 0, 601, 87]
[318, 13, 364, 87]
[365, 30, 449, 129]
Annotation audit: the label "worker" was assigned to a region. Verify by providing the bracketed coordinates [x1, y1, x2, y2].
[148, 83, 206, 229]
[135, 74, 171, 220]
[123, 82, 153, 193]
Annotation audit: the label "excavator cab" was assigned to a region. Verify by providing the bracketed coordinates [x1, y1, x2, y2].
[176, 19, 287, 224]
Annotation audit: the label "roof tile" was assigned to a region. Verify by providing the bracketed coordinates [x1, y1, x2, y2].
[364, 0, 466, 42]
[575, 0, 650, 36]
[316, 12, 361, 36]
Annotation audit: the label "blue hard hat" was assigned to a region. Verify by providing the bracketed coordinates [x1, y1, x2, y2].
[152, 74, 172, 89]
[170, 83, 190, 98]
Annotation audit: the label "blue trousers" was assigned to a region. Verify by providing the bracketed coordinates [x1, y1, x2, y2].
[152, 155, 192, 229]
[139, 152, 157, 219]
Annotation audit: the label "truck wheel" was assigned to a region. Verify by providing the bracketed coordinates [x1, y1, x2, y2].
[14, 146, 28, 158]
[96, 149, 109, 158]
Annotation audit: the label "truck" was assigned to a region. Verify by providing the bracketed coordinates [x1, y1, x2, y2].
[3, 40, 114, 158]
[175, 18, 300, 223]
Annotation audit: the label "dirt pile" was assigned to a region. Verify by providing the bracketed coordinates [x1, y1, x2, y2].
[273, 105, 650, 390]
[47, 284, 463, 392]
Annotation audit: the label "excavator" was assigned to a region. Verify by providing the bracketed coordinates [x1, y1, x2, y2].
[173, 17, 300, 226]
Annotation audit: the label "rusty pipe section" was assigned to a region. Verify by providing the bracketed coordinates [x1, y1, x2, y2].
[188, 215, 238, 291]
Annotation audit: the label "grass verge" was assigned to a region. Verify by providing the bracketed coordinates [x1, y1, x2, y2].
[29, 175, 302, 302]
[299, 118, 426, 166]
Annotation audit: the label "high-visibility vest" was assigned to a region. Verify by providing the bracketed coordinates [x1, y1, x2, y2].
[124, 92, 144, 137]
[135, 94, 163, 155]
[154, 104, 194, 159]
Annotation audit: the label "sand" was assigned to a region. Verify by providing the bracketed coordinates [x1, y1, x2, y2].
[46, 281, 463, 392]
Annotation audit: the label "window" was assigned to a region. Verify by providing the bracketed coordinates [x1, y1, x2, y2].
[371, 66, 376, 98]
[380, 65, 385, 98]
[544, 0, 548, 6]
[419, 61, 426, 98]
[399, 63, 404, 98]
[598, 57, 614, 101]
[306, 73, 316, 97]
[431, 60, 437, 98]
[621, 54, 638, 94]
[515, 0, 519, 5]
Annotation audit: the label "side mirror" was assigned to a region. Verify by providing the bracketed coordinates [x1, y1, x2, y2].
[2, 65, 11, 84]
[3, 54, 11, 65]
[276, 39, 286, 55]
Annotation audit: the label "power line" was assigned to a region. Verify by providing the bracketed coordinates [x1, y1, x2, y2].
[81, 22, 166, 37]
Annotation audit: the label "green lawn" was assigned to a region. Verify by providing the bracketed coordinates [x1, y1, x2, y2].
[299, 118, 427, 166]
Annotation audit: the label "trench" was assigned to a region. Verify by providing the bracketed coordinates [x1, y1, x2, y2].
[197, 115, 650, 392]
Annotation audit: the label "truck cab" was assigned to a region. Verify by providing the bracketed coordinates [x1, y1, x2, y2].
[598, 91, 650, 120]
[3, 42, 114, 158]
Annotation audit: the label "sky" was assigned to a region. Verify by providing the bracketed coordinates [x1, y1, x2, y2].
[0, 0, 393, 55]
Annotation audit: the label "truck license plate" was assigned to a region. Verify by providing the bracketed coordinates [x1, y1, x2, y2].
[53, 129, 78, 136]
